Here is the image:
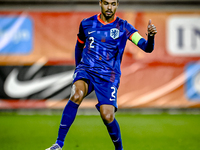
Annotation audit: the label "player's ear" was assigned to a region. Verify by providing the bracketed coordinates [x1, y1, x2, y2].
[99, 0, 102, 7]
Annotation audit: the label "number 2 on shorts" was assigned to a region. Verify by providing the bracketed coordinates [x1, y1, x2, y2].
[110, 86, 116, 101]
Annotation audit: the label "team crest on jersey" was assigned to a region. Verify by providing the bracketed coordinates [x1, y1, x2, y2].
[110, 28, 119, 39]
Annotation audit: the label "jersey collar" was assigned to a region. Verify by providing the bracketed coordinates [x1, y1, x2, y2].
[97, 13, 117, 25]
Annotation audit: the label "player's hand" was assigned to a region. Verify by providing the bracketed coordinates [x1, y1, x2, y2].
[147, 19, 157, 36]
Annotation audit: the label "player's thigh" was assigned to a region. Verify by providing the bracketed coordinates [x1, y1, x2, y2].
[70, 80, 89, 104]
[95, 82, 118, 112]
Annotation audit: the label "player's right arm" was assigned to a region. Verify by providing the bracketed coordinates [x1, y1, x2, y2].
[75, 21, 86, 67]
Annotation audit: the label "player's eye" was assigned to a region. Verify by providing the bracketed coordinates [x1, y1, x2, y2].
[104, 2, 108, 5]
[112, 2, 116, 6]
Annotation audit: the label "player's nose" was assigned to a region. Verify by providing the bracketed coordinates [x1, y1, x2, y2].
[108, 4, 112, 9]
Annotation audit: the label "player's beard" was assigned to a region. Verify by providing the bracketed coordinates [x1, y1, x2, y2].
[102, 9, 114, 20]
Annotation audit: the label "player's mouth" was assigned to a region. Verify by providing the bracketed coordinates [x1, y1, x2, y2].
[106, 11, 113, 16]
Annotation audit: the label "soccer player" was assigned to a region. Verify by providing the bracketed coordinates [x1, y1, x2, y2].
[46, 0, 157, 150]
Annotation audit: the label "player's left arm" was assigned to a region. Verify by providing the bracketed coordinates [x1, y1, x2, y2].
[75, 21, 86, 67]
[129, 19, 157, 53]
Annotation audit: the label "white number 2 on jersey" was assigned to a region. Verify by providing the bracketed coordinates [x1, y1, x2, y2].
[89, 37, 94, 48]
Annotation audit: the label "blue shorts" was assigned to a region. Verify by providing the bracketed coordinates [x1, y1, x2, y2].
[73, 69, 118, 111]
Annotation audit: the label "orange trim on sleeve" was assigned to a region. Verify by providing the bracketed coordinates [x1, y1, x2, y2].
[77, 36, 85, 44]
[129, 33, 134, 40]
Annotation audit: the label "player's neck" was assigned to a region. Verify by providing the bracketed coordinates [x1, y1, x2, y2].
[101, 16, 114, 23]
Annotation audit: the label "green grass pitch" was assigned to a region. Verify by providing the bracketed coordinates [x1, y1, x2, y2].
[0, 113, 200, 150]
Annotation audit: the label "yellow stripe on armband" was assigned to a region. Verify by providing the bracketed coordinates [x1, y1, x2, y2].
[131, 32, 143, 45]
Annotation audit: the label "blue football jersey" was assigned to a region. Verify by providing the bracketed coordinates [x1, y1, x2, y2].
[76, 14, 138, 87]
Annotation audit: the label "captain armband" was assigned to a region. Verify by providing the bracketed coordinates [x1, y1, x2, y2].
[130, 32, 143, 46]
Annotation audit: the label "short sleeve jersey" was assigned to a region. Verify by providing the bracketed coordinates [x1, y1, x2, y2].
[76, 14, 138, 87]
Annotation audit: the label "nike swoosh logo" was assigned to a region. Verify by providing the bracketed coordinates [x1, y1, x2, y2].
[4, 69, 74, 98]
[109, 98, 115, 101]
[88, 31, 96, 34]
[113, 138, 119, 143]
